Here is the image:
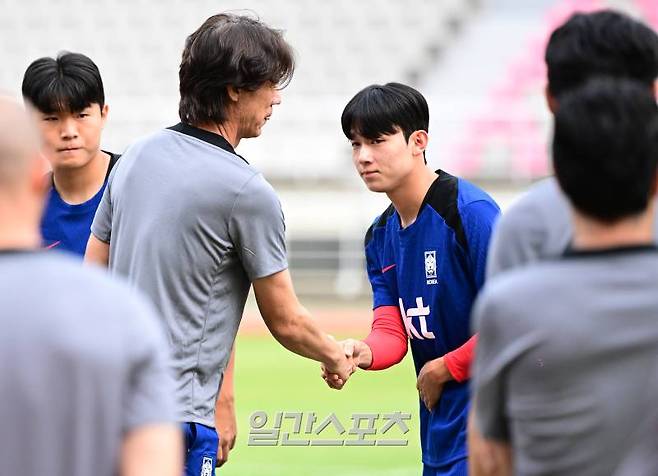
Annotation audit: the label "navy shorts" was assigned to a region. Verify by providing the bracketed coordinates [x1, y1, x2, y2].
[182, 422, 219, 476]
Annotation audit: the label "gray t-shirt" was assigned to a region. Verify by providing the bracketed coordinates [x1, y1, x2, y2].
[473, 247, 658, 476]
[486, 178, 571, 278]
[0, 251, 176, 476]
[613, 371, 658, 476]
[486, 177, 658, 278]
[91, 123, 288, 426]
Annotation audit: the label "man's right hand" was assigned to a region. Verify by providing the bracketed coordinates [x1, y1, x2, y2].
[321, 339, 357, 389]
[321, 339, 371, 389]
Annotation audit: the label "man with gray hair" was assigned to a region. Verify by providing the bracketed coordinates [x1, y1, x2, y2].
[85, 13, 354, 474]
[0, 97, 182, 476]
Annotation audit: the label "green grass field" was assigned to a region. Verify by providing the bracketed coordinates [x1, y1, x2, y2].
[220, 334, 422, 476]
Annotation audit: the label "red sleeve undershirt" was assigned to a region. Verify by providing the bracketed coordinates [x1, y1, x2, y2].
[363, 306, 408, 370]
[443, 335, 477, 382]
[362, 305, 477, 381]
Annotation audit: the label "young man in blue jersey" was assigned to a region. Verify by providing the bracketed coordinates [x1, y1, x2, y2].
[22, 52, 120, 257]
[324, 82, 500, 475]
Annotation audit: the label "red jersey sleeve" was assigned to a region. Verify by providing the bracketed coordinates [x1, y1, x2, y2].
[363, 305, 408, 370]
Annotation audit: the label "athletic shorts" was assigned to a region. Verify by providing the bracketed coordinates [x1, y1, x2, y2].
[182, 422, 219, 476]
[422, 457, 468, 476]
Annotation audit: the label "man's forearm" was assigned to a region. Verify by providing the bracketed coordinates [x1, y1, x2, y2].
[468, 408, 513, 476]
[84, 234, 110, 267]
[266, 304, 343, 366]
[217, 346, 235, 403]
[120, 424, 182, 476]
[253, 270, 344, 368]
[215, 346, 236, 467]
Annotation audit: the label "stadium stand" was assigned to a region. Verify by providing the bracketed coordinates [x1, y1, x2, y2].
[1, 0, 651, 298]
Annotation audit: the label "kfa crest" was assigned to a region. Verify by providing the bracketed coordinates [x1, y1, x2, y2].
[424, 251, 438, 285]
[200, 457, 213, 476]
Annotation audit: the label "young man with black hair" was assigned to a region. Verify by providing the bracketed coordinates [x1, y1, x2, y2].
[472, 77, 658, 476]
[22, 52, 120, 257]
[486, 10, 658, 277]
[324, 82, 499, 476]
[85, 13, 354, 475]
[468, 10, 658, 475]
[0, 97, 182, 476]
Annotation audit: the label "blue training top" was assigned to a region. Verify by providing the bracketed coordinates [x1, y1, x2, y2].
[364, 170, 499, 468]
[41, 152, 120, 257]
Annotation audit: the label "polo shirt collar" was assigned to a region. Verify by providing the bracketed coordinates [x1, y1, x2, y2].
[168, 122, 248, 164]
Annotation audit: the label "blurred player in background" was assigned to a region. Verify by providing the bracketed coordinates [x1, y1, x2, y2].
[472, 77, 658, 476]
[22, 52, 120, 257]
[21, 49, 239, 469]
[486, 10, 658, 278]
[85, 12, 354, 475]
[326, 82, 499, 476]
[469, 12, 658, 473]
[0, 97, 181, 476]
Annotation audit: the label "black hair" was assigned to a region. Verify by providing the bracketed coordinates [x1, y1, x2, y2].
[179, 12, 294, 126]
[21, 52, 105, 114]
[546, 10, 658, 98]
[341, 82, 429, 142]
[553, 77, 658, 222]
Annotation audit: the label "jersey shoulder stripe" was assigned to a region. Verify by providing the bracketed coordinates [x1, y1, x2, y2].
[364, 203, 395, 247]
[105, 152, 121, 180]
[423, 169, 467, 251]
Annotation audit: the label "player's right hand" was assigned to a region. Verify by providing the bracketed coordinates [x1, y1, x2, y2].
[321, 338, 359, 390]
[321, 338, 356, 389]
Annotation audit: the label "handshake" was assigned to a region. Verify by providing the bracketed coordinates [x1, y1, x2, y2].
[321, 338, 373, 390]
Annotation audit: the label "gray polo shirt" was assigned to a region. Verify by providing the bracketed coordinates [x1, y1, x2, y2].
[0, 251, 176, 476]
[91, 122, 288, 426]
[473, 246, 658, 475]
[486, 177, 658, 278]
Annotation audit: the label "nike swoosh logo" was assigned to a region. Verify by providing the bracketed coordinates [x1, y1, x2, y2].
[381, 264, 396, 273]
[45, 240, 61, 250]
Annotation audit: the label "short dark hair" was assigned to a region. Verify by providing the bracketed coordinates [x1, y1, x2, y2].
[341, 82, 429, 142]
[553, 77, 658, 222]
[546, 10, 658, 98]
[21, 52, 105, 114]
[178, 13, 294, 126]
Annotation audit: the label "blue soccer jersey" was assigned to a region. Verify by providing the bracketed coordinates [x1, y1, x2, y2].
[365, 170, 499, 468]
[41, 152, 119, 257]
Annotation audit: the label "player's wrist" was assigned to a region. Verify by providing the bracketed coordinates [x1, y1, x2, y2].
[357, 340, 374, 369]
[431, 357, 454, 383]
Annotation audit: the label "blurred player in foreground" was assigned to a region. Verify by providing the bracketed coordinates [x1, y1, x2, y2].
[472, 77, 658, 476]
[325, 82, 499, 475]
[486, 10, 658, 277]
[85, 13, 354, 474]
[469, 11, 658, 474]
[0, 97, 181, 475]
